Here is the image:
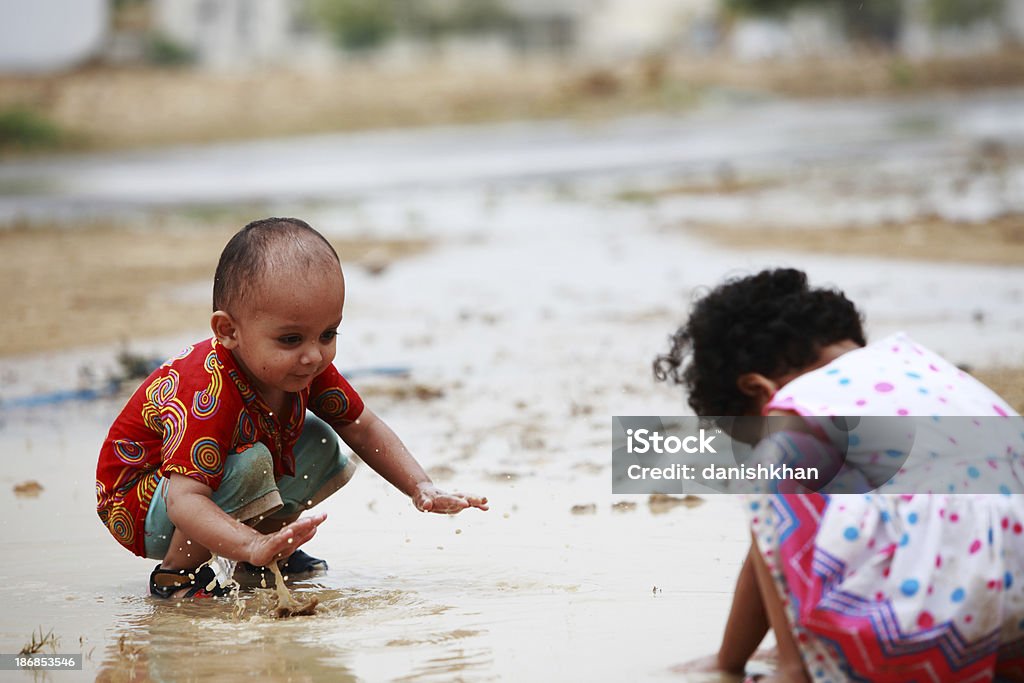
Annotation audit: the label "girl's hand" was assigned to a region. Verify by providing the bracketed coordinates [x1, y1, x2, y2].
[413, 483, 489, 514]
[247, 512, 327, 567]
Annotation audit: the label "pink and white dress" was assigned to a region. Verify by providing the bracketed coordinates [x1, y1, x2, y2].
[750, 333, 1024, 682]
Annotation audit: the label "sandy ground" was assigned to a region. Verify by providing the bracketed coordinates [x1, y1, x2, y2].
[0, 217, 1022, 410]
[0, 220, 429, 357]
[4, 50, 1024, 153]
[692, 213, 1024, 266]
[1, 92, 1023, 682]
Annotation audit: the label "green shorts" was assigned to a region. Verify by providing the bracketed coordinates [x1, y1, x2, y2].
[143, 413, 357, 560]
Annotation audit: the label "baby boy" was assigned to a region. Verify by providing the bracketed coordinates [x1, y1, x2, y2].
[96, 217, 487, 598]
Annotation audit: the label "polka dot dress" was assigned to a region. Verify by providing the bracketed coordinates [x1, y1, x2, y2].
[749, 333, 1024, 682]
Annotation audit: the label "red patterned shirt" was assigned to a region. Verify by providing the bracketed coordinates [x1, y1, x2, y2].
[96, 338, 363, 557]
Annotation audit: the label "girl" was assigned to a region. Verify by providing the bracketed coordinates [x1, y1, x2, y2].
[655, 268, 1024, 682]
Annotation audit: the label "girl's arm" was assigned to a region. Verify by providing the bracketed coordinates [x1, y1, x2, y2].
[672, 542, 769, 674]
[335, 407, 488, 513]
[717, 544, 770, 671]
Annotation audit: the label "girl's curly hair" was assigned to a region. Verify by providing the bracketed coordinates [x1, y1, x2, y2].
[653, 268, 865, 416]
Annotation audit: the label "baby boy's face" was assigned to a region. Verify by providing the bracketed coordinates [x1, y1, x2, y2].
[226, 266, 345, 406]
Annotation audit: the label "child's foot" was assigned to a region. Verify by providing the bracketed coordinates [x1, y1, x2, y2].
[149, 562, 236, 599]
[236, 550, 328, 587]
[670, 654, 745, 677]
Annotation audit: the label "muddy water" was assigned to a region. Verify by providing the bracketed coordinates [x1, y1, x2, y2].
[2, 91, 1023, 682]
[0, 402, 748, 682]
[2, 90, 1024, 221]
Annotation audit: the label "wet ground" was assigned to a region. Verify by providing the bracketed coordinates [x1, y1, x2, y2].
[1, 90, 1023, 681]
[3, 385, 761, 682]
[0, 399, 751, 682]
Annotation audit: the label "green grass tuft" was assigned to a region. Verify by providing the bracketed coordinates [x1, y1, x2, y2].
[0, 108, 64, 150]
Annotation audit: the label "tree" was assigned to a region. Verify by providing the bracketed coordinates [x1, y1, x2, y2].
[840, 0, 903, 46]
[311, 0, 397, 51]
[722, 0, 818, 16]
[927, 0, 1004, 27]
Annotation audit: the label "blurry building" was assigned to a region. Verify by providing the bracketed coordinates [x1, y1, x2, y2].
[576, 0, 718, 59]
[504, 0, 717, 60]
[148, 0, 717, 68]
[152, 0, 333, 69]
[727, 0, 1024, 61]
[728, 6, 845, 61]
[140, 0, 1024, 69]
[0, 0, 109, 72]
[502, 0, 582, 58]
[901, 0, 1024, 58]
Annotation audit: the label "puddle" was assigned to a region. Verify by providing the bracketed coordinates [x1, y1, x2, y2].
[2, 92, 1023, 681]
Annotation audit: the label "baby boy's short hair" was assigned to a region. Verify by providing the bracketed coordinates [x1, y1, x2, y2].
[213, 217, 341, 314]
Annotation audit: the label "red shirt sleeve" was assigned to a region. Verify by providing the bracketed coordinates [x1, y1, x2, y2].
[308, 363, 364, 429]
[157, 344, 242, 491]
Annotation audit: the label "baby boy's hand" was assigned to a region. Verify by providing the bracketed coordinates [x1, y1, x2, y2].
[248, 512, 328, 567]
[413, 482, 489, 514]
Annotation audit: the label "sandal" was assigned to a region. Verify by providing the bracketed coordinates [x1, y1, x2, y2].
[236, 550, 328, 586]
[149, 563, 235, 599]
[281, 549, 328, 576]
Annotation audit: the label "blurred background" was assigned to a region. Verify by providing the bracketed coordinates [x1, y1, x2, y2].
[2, 0, 1024, 150]
[1, 0, 1021, 388]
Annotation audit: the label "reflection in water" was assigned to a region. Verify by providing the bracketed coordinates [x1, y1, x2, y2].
[94, 584, 426, 683]
[394, 643, 494, 683]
